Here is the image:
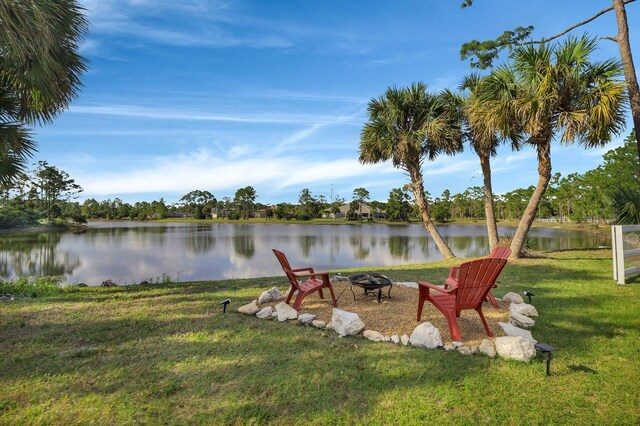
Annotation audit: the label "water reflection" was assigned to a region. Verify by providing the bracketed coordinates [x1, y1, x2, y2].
[0, 222, 610, 285]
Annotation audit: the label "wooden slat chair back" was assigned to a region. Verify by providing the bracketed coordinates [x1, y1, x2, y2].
[490, 246, 511, 260]
[272, 249, 337, 310]
[417, 256, 508, 342]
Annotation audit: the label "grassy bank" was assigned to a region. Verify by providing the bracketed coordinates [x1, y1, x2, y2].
[1, 250, 639, 424]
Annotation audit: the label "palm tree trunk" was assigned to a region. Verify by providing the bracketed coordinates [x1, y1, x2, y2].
[478, 149, 499, 251]
[613, 0, 640, 167]
[407, 164, 455, 259]
[510, 142, 552, 258]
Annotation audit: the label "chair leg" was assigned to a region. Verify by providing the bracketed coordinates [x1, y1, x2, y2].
[445, 311, 462, 341]
[318, 289, 325, 299]
[417, 286, 426, 321]
[292, 291, 306, 310]
[327, 285, 338, 307]
[486, 291, 499, 309]
[285, 285, 295, 304]
[476, 307, 493, 337]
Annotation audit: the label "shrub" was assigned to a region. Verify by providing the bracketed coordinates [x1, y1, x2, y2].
[0, 277, 63, 297]
[0, 207, 41, 229]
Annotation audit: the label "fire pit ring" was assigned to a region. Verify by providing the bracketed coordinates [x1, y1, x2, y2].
[348, 273, 392, 303]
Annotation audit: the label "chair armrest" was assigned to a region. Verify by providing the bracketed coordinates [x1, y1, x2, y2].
[418, 281, 455, 294]
[291, 267, 314, 273]
[293, 271, 329, 280]
[448, 266, 459, 279]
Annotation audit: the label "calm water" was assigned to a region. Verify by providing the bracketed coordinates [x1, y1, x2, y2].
[0, 222, 609, 285]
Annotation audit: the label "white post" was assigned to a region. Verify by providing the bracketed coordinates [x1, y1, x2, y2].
[613, 226, 626, 284]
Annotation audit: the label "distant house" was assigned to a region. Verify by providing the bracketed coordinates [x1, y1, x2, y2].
[211, 207, 229, 219]
[323, 202, 385, 219]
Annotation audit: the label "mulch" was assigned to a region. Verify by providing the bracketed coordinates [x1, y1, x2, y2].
[262, 280, 510, 346]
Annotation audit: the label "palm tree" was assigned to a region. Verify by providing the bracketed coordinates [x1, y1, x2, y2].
[359, 82, 462, 259]
[469, 36, 627, 258]
[0, 0, 88, 185]
[443, 74, 522, 251]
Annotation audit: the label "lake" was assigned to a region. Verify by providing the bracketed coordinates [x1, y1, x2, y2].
[0, 222, 609, 285]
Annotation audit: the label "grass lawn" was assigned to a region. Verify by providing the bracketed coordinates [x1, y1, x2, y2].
[1, 250, 639, 424]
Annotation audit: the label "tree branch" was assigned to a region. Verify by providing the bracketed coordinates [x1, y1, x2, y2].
[533, 0, 636, 44]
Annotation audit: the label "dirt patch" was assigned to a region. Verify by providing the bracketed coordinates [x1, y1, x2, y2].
[263, 280, 510, 346]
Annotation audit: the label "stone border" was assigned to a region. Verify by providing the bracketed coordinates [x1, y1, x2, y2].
[237, 282, 543, 362]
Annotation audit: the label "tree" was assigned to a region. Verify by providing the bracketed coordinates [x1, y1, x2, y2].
[386, 188, 412, 222]
[180, 190, 216, 219]
[469, 37, 627, 257]
[352, 187, 370, 219]
[0, 1, 88, 185]
[234, 186, 257, 220]
[32, 161, 82, 221]
[359, 82, 463, 258]
[460, 0, 640, 168]
[298, 188, 323, 219]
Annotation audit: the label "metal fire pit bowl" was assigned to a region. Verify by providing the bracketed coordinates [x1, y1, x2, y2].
[348, 273, 392, 303]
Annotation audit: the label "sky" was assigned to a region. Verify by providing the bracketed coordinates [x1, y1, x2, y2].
[33, 0, 640, 204]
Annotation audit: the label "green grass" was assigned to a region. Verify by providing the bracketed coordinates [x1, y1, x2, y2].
[0, 277, 65, 298]
[1, 250, 639, 424]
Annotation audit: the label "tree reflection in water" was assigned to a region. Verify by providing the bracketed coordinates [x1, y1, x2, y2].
[349, 236, 370, 260]
[0, 232, 79, 279]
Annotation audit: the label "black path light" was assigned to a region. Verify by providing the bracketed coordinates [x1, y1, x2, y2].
[523, 290, 535, 304]
[534, 343, 557, 376]
[220, 299, 231, 313]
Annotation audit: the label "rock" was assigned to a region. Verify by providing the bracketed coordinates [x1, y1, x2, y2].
[479, 339, 497, 358]
[444, 344, 456, 351]
[471, 346, 480, 354]
[76, 283, 89, 287]
[256, 307, 273, 319]
[510, 303, 539, 317]
[395, 281, 419, 289]
[384, 336, 391, 342]
[333, 275, 349, 282]
[509, 312, 535, 328]
[453, 341, 463, 348]
[495, 336, 536, 362]
[391, 335, 400, 344]
[270, 310, 278, 318]
[326, 321, 333, 330]
[100, 279, 117, 287]
[0, 294, 16, 301]
[137, 281, 149, 286]
[331, 309, 365, 337]
[298, 313, 316, 324]
[363, 330, 385, 342]
[401, 335, 410, 346]
[457, 346, 473, 355]
[258, 287, 285, 305]
[275, 302, 298, 321]
[502, 292, 524, 304]
[238, 300, 259, 315]
[499, 322, 537, 343]
[409, 322, 443, 349]
[312, 320, 326, 329]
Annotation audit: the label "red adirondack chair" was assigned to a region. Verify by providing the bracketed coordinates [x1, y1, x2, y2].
[417, 256, 509, 341]
[445, 247, 512, 308]
[272, 249, 337, 310]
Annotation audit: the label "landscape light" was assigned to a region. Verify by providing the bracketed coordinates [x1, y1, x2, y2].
[523, 290, 535, 304]
[220, 299, 231, 313]
[534, 342, 557, 376]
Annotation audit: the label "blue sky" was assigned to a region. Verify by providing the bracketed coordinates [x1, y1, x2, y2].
[33, 0, 639, 204]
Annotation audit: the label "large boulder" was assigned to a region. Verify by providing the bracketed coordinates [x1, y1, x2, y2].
[510, 303, 539, 317]
[409, 322, 443, 349]
[256, 306, 273, 319]
[297, 313, 316, 324]
[363, 330, 385, 342]
[258, 287, 285, 305]
[502, 292, 524, 304]
[499, 322, 536, 343]
[238, 300, 259, 315]
[509, 312, 535, 328]
[331, 309, 365, 337]
[495, 336, 536, 362]
[479, 339, 497, 358]
[275, 302, 298, 322]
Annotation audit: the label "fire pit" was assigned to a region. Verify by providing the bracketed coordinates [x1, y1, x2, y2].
[348, 273, 392, 303]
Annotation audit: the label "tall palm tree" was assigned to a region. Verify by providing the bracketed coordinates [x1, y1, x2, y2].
[469, 36, 627, 258]
[0, 0, 88, 185]
[443, 74, 522, 251]
[359, 82, 462, 259]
